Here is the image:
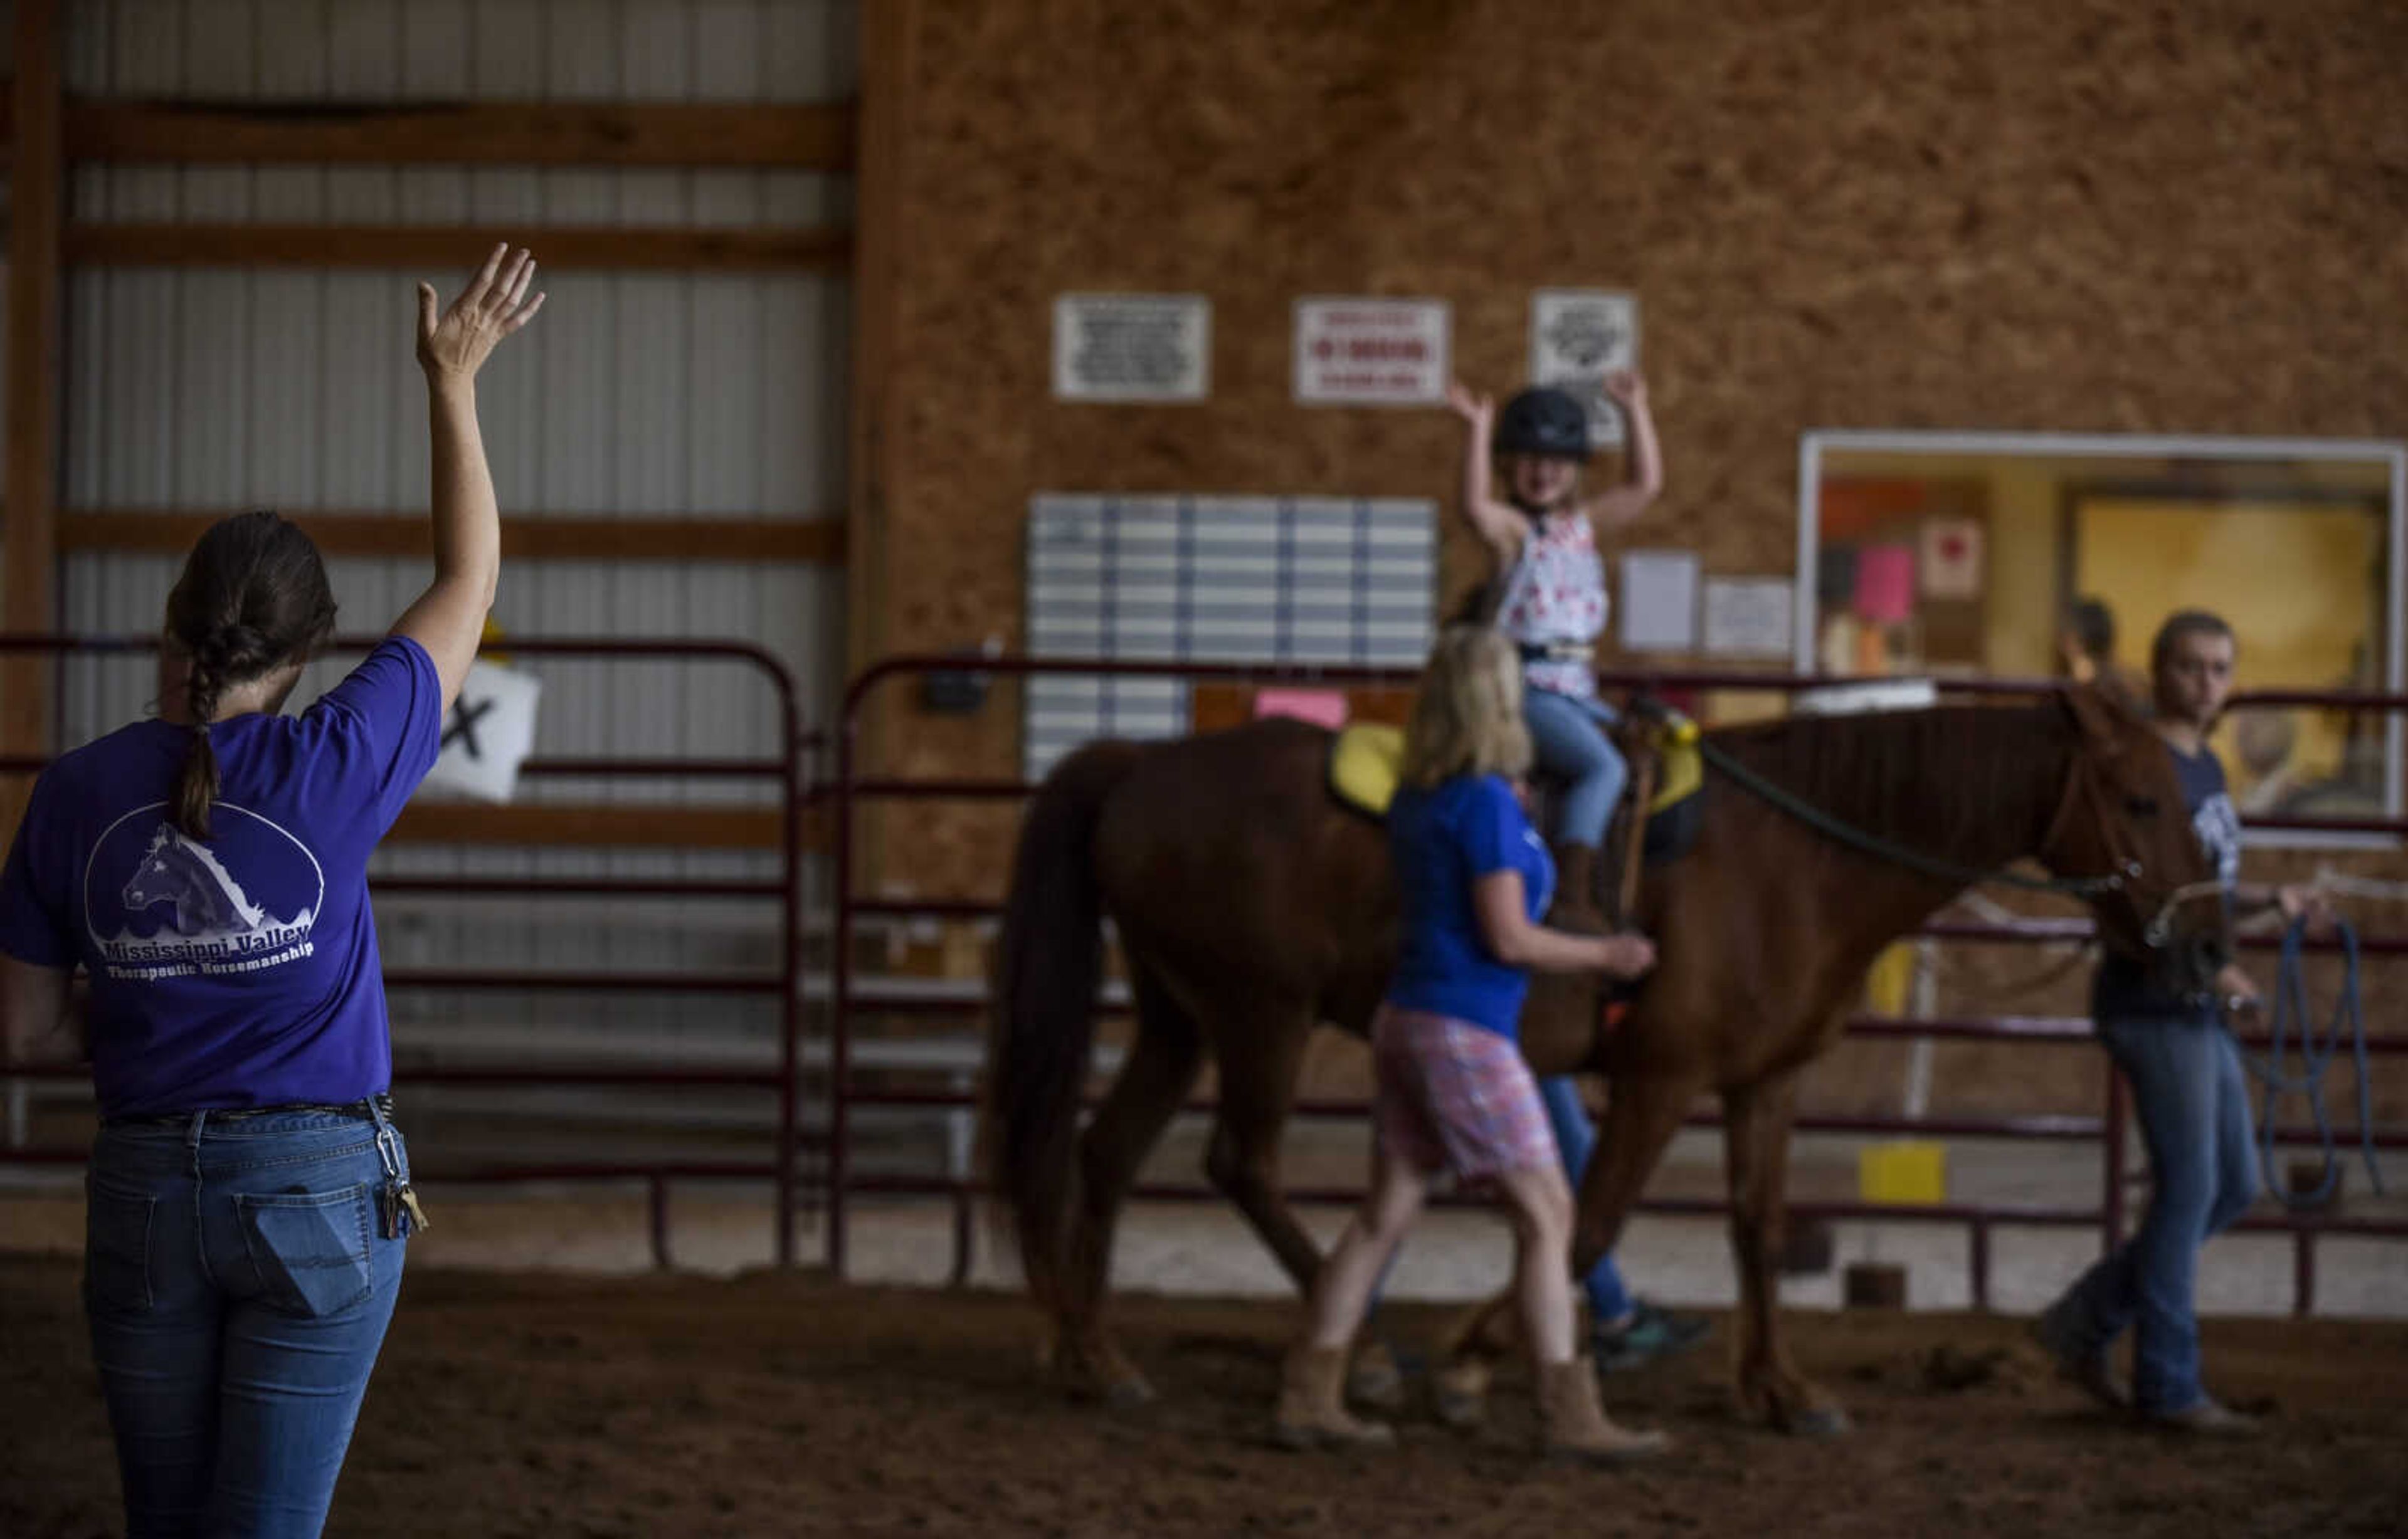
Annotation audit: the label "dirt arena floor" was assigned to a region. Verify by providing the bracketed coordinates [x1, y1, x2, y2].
[6, 1255, 2406, 1538]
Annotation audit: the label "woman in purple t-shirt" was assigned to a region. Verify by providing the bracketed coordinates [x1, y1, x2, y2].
[0, 245, 541, 1535]
[1270, 625, 1665, 1463]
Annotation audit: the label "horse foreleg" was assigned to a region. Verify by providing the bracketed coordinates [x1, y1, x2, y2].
[1200, 1002, 1324, 1291]
[1435, 1071, 1699, 1428]
[1054, 964, 1203, 1407]
[1723, 1070, 1849, 1436]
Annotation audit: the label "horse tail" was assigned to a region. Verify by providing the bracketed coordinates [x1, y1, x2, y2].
[980, 737, 1145, 1304]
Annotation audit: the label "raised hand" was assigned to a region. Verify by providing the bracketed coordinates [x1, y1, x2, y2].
[1600, 369, 1647, 407]
[416, 244, 544, 382]
[1445, 379, 1494, 424]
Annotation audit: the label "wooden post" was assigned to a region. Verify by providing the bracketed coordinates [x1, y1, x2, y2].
[845, 0, 916, 881]
[4, 0, 64, 838]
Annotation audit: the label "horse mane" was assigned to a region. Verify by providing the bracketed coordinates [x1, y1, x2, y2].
[1705, 700, 2074, 868]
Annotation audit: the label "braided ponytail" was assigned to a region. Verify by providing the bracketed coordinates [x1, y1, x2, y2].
[163, 512, 339, 840]
[176, 660, 224, 839]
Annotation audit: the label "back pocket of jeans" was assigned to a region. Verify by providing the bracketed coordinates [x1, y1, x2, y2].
[84, 1178, 156, 1314]
[236, 1185, 374, 1318]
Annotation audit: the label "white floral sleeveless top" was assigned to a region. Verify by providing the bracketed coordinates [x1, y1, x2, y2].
[1495, 512, 1607, 699]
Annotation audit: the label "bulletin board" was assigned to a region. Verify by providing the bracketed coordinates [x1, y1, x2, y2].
[1023, 494, 1437, 779]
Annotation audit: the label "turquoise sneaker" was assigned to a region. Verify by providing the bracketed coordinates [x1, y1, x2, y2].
[1592, 1301, 1711, 1372]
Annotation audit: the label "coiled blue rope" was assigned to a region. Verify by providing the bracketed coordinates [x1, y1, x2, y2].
[2252, 915, 2385, 1209]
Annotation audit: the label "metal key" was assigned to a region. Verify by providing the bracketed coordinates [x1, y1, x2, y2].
[397, 1183, 431, 1234]
[376, 1181, 402, 1241]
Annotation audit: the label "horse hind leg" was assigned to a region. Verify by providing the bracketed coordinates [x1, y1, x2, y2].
[1050, 959, 1203, 1409]
[1196, 1000, 1419, 1409]
[1198, 997, 1323, 1291]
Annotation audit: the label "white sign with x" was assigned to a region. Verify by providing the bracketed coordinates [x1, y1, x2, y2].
[421, 660, 542, 804]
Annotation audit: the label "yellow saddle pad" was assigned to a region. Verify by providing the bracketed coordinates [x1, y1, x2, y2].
[1329, 723, 1405, 819]
[1328, 714, 1701, 824]
[1650, 715, 1702, 814]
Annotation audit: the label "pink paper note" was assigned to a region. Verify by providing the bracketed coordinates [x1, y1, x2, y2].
[1252, 687, 1350, 729]
[1853, 544, 1916, 624]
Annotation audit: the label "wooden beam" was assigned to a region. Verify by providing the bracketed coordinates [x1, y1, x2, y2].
[60, 510, 847, 564]
[66, 221, 850, 272]
[66, 99, 855, 169]
[846, 0, 915, 892]
[847, 0, 908, 683]
[388, 802, 826, 853]
[4, 1, 63, 833]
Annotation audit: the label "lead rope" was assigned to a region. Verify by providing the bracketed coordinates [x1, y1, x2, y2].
[2250, 915, 2385, 1209]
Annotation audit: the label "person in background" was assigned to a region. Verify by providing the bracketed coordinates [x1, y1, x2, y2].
[2034, 609, 2329, 1436]
[1272, 626, 1666, 1463]
[0, 245, 542, 1535]
[2057, 596, 2147, 712]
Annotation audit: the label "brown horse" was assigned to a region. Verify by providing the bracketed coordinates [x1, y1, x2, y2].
[980, 687, 2222, 1434]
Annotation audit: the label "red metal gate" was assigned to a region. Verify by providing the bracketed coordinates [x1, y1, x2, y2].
[826, 656, 2408, 1308]
[0, 634, 812, 1269]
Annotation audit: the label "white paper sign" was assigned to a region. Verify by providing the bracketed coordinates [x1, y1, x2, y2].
[1528, 289, 1640, 450]
[1919, 517, 1986, 600]
[1292, 297, 1450, 405]
[1795, 678, 1938, 716]
[1619, 548, 1698, 653]
[1702, 577, 1796, 658]
[421, 661, 542, 804]
[1053, 293, 1212, 402]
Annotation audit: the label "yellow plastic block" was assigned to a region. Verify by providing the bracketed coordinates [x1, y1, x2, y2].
[1858, 1141, 1948, 1207]
[1862, 942, 1916, 1017]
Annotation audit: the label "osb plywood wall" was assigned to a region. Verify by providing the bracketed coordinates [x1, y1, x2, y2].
[867, 0, 2406, 898]
[861, 0, 2407, 1119]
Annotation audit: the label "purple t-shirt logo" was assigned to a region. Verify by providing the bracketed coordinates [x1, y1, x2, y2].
[0, 637, 445, 1116]
[89, 807, 325, 980]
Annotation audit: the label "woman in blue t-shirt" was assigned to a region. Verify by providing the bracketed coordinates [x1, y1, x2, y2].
[1272, 624, 1667, 1463]
[2034, 609, 2325, 1437]
[0, 245, 541, 1535]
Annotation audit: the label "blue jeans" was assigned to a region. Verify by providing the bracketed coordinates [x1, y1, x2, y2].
[1524, 688, 1625, 849]
[84, 1109, 411, 1538]
[1538, 1076, 1636, 1323]
[2046, 1014, 2258, 1414]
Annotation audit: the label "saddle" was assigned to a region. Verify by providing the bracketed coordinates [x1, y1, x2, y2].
[1327, 706, 1705, 924]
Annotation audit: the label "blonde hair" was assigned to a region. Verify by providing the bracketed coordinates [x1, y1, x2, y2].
[1402, 624, 1533, 788]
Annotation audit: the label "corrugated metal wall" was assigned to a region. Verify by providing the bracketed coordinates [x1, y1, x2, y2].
[44, 1, 855, 1054]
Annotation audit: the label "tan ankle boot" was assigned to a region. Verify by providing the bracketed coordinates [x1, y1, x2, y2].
[1274, 1345, 1397, 1450]
[1536, 1358, 1669, 1463]
[1550, 843, 1609, 933]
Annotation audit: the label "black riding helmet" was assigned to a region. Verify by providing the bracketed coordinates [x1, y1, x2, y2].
[1493, 386, 1592, 462]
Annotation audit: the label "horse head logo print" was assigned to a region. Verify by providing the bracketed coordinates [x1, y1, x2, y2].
[122, 824, 270, 937]
[85, 802, 324, 970]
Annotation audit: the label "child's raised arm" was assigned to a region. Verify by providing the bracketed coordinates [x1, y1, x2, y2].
[1445, 379, 1531, 563]
[1581, 370, 1662, 531]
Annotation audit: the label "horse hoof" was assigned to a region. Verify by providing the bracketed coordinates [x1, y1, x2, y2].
[1432, 1361, 1491, 1431]
[1103, 1376, 1158, 1411]
[1348, 1344, 1408, 1415]
[1434, 1389, 1486, 1431]
[1785, 1404, 1852, 1439]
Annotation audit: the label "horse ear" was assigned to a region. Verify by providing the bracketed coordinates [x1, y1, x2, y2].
[2060, 683, 2133, 753]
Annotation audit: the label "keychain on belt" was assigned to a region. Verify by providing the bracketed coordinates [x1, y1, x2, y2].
[372, 1118, 431, 1239]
